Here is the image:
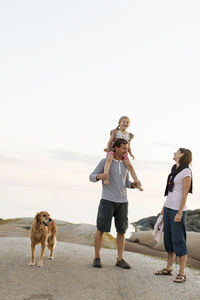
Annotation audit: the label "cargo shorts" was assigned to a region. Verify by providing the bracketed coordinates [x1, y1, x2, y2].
[96, 199, 128, 234]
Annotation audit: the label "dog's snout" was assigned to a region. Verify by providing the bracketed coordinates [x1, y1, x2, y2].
[49, 218, 52, 222]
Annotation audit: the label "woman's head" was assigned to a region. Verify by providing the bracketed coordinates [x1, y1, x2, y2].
[173, 148, 192, 165]
[117, 116, 130, 130]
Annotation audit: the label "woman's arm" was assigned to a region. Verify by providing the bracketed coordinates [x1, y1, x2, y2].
[174, 176, 191, 222]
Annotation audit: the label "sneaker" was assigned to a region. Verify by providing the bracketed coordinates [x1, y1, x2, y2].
[93, 257, 102, 268]
[116, 259, 131, 269]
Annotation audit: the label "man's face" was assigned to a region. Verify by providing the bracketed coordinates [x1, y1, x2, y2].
[115, 143, 128, 158]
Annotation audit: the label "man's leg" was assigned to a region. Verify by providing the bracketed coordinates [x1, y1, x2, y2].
[94, 230, 104, 258]
[93, 230, 104, 268]
[115, 232, 130, 269]
[114, 203, 130, 269]
[116, 232, 125, 261]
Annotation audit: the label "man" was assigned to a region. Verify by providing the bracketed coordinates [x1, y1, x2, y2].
[89, 138, 141, 269]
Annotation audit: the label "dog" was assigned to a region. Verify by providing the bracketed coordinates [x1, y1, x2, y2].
[29, 211, 57, 267]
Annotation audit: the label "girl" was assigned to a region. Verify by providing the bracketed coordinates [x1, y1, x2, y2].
[103, 116, 143, 190]
[155, 148, 193, 283]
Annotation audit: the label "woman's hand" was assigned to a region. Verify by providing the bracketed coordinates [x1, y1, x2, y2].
[174, 212, 182, 222]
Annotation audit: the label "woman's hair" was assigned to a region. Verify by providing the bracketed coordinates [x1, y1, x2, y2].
[116, 116, 130, 130]
[179, 148, 192, 165]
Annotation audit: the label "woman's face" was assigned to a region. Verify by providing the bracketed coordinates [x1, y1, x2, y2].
[173, 149, 184, 162]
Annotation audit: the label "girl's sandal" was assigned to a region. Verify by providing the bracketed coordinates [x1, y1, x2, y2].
[155, 268, 173, 275]
[173, 274, 186, 283]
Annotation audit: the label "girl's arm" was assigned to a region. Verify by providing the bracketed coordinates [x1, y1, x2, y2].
[104, 130, 115, 152]
[174, 176, 191, 222]
[128, 142, 135, 158]
[128, 133, 135, 158]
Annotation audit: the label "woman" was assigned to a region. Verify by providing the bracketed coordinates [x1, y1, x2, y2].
[155, 148, 192, 283]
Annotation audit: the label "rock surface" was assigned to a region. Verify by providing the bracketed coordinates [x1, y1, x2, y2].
[0, 217, 116, 249]
[1, 237, 200, 300]
[131, 209, 200, 232]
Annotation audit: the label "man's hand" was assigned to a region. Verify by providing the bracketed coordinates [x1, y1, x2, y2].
[131, 181, 143, 191]
[96, 173, 109, 181]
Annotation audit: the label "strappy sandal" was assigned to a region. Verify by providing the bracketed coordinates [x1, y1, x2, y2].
[173, 274, 186, 283]
[155, 268, 173, 275]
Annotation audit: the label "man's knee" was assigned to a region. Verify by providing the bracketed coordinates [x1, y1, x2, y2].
[117, 232, 125, 237]
[96, 230, 104, 237]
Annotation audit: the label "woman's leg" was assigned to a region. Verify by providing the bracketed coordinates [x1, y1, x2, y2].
[179, 254, 187, 275]
[171, 211, 187, 276]
[155, 208, 175, 275]
[103, 153, 114, 184]
[166, 252, 176, 270]
[123, 158, 143, 191]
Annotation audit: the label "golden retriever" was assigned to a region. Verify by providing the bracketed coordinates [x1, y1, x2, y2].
[29, 211, 57, 267]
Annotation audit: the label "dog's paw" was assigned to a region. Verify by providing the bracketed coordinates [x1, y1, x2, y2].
[37, 262, 43, 267]
[29, 262, 35, 266]
[49, 256, 54, 260]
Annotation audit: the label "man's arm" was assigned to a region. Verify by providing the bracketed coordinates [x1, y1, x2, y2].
[89, 159, 106, 182]
[126, 172, 135, 189]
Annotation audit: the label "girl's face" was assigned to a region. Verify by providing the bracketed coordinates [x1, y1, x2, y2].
[173, 149, 184, 162]
[119, 118, 130, 130]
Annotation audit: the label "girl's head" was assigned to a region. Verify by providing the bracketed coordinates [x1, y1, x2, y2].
[173, 148, 192, 165]
[116, 116, 130, 130]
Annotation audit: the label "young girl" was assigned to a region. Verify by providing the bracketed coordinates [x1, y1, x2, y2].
[103, 116, 143, 190]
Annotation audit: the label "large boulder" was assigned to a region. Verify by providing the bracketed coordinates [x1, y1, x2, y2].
[131, 209, 200, 232]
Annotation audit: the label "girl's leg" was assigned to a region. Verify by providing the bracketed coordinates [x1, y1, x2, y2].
[123, 158, 143, 191]
[103, 153, 114, 184]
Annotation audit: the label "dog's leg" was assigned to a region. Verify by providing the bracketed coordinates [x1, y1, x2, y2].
[29, 243, 35, 266]
[49, 237, 56, 260]
[38, 243, 46, 267]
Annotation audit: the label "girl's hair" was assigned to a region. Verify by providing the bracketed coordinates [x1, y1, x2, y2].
[116, 116, 130, 130]
[179, 148, 192, 165]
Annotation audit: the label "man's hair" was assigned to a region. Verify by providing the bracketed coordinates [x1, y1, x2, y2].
[113, 138, 128, 149]
[179, 148, 192, 165]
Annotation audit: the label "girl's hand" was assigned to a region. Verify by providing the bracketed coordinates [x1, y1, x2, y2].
[174, 212, 182, 222]
[104, 148, 108, 152]
[130, 154, 135, 160]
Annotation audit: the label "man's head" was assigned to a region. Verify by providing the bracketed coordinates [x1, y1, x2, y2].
[113, 138, 128, 159]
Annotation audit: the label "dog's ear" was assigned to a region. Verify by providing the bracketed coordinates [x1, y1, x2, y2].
[34, 212, 40, 222]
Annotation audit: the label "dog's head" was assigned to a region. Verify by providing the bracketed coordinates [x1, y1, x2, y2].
[34, 211, 52, 227]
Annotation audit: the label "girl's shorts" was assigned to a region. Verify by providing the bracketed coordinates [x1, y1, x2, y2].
[106, 151, 128, 160]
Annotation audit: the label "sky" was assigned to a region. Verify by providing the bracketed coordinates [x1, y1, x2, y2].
[0, 1, 200, 234]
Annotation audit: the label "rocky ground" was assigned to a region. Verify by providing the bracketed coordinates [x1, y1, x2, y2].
[131, 209, 200, 232]
[1, 237, 200, 300]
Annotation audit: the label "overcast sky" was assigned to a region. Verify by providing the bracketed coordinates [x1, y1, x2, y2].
[0, 1, 199, 227]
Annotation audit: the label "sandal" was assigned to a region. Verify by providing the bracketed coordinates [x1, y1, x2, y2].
[155, 268, 173, 275]
[173, 274, 186, 283]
